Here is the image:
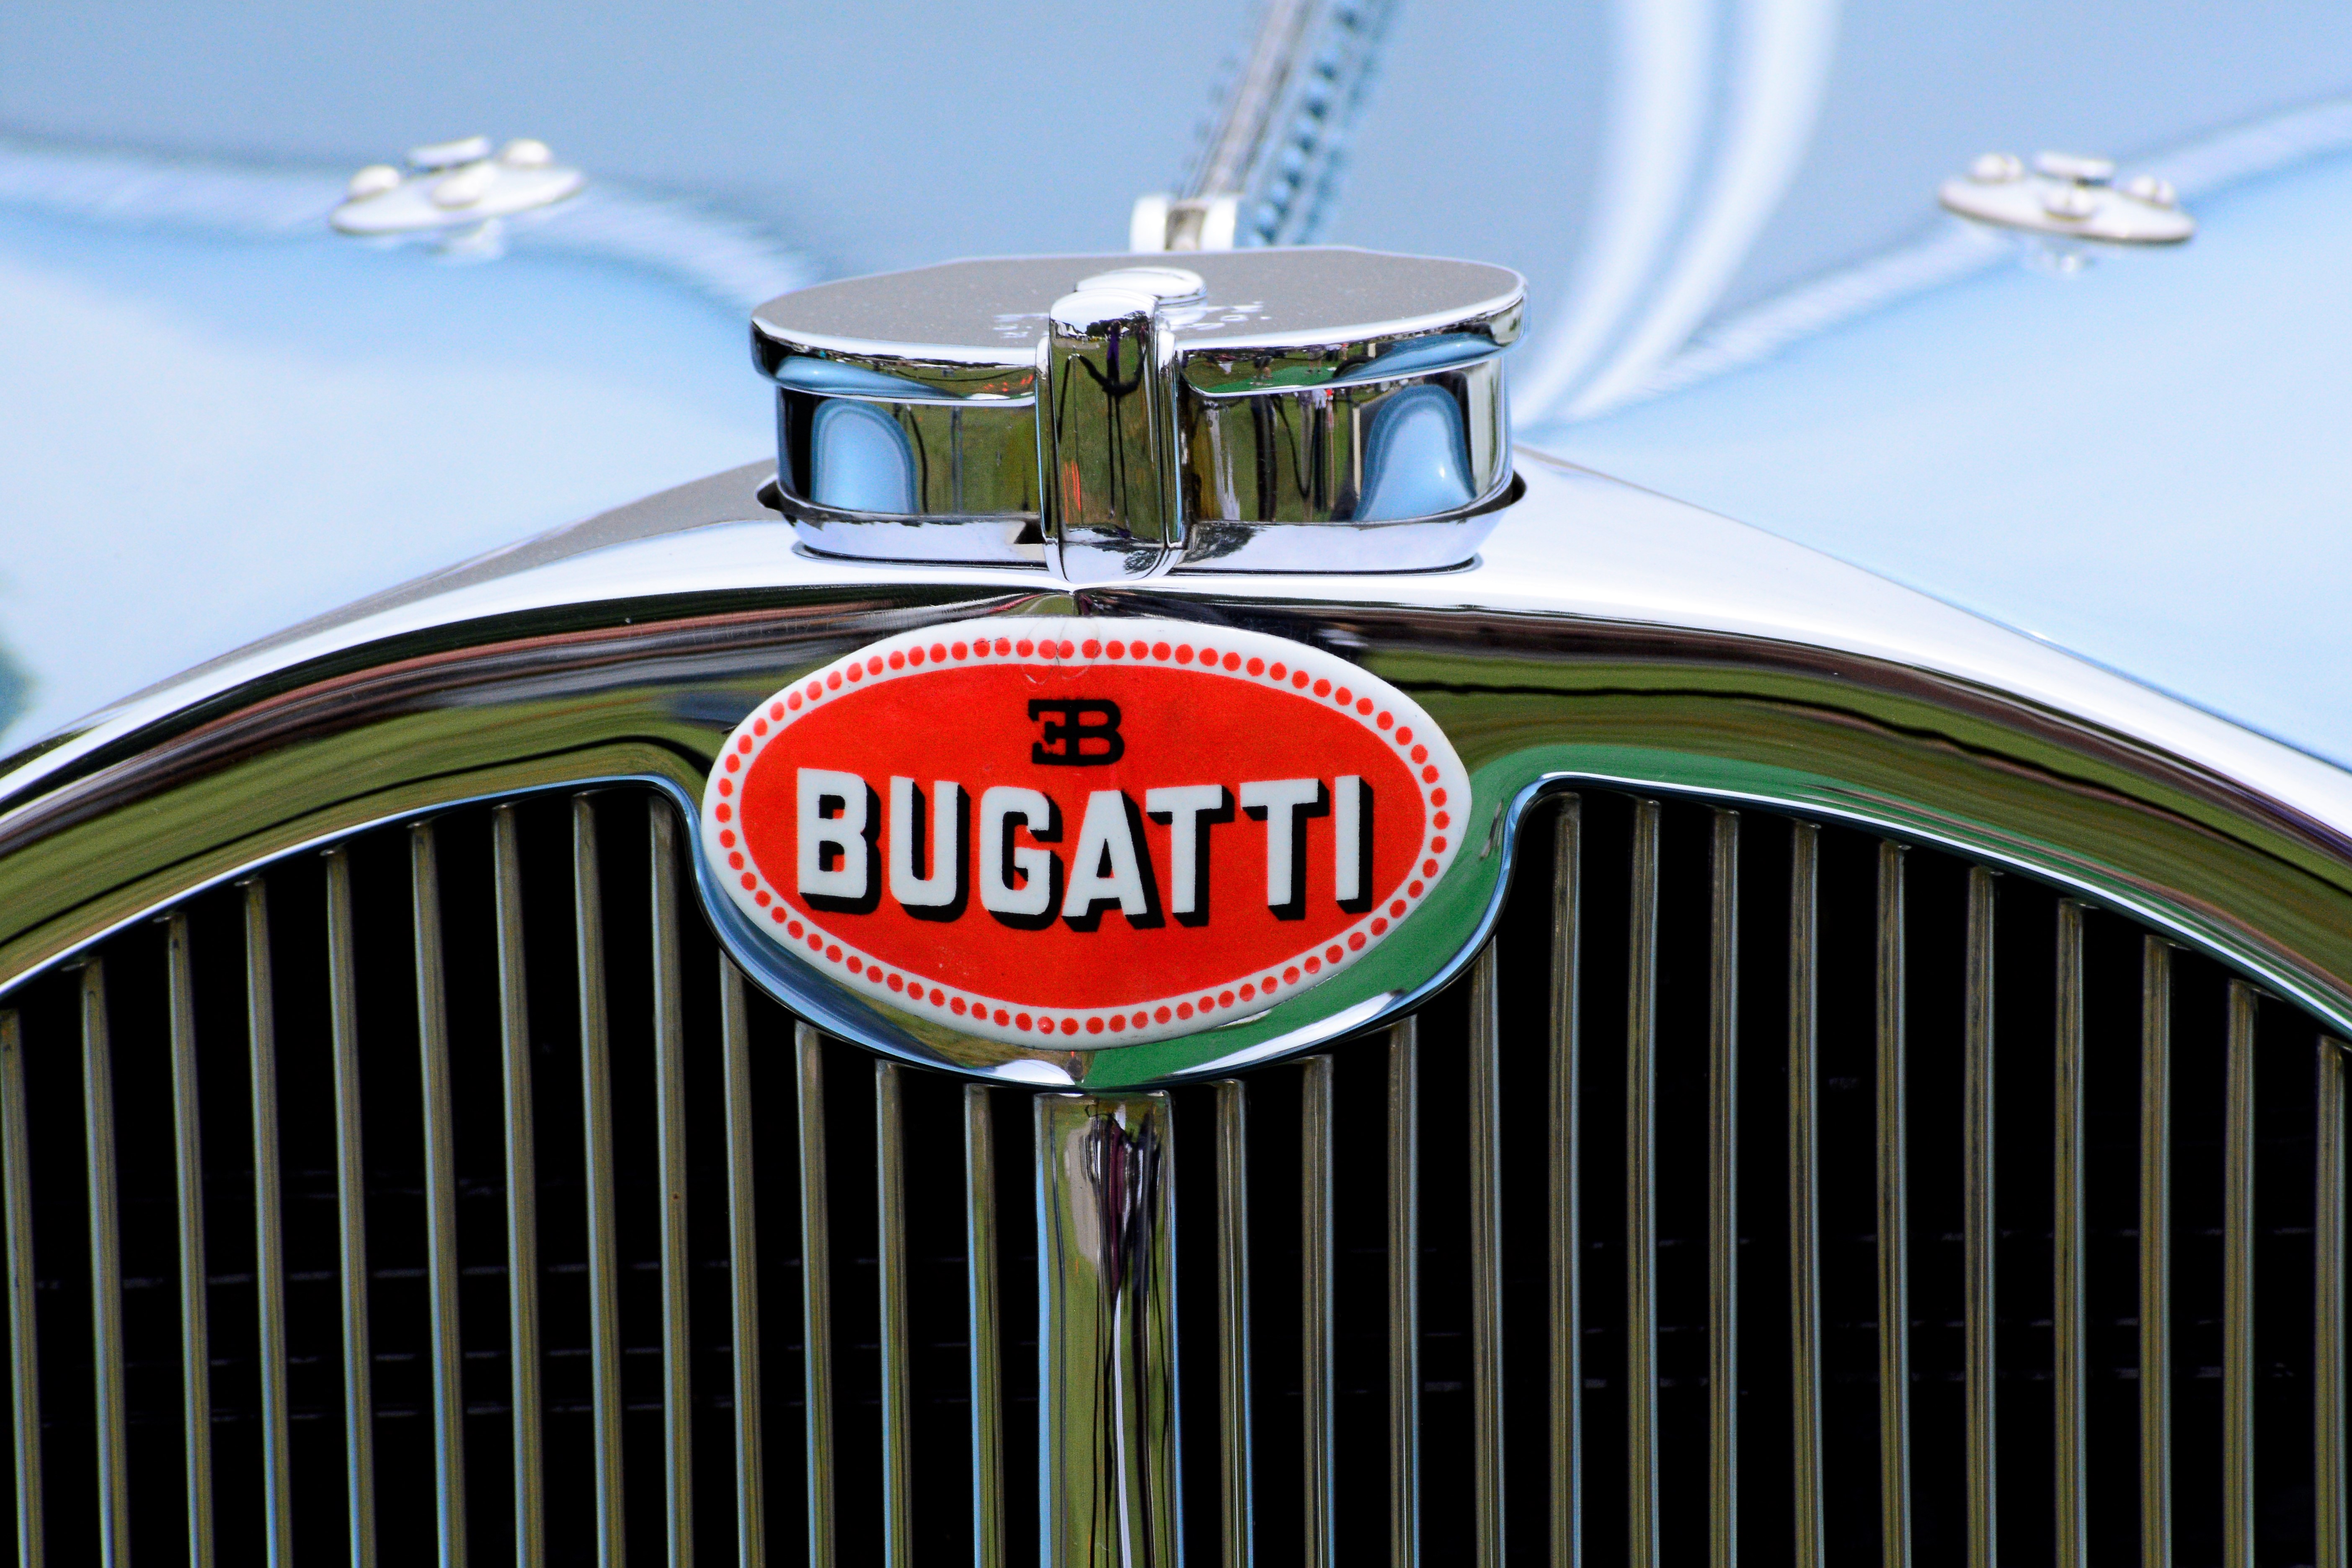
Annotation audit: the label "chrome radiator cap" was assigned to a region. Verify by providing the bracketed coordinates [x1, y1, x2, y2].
[749, 247, 1525, 580]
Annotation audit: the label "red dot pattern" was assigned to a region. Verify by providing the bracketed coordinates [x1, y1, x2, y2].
[701, 617, 1467, 1046]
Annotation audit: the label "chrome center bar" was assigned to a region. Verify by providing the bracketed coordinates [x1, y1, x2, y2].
[1036, 1093, 1180, 1568]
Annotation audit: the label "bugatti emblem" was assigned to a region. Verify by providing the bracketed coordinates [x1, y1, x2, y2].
[700, 616, 1471, 1046]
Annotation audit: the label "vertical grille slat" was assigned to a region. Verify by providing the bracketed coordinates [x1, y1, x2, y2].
[720, 960, 765, 1568]
[243, 876, 294, 1568]
[1961, 867, 1996, 1568]
[80, 959, 129, 1568]
[1705, 812, 1737, 1568]
[411, 823, 470, 1568]
[2224, 980, 2260, 1568]
[5, 777, 2351, 1568]
[962, 1080, 1002, 1568]
[2053, 897, 2088, 1568]
[1548, 797, 1583, 1568]
[1623, 799, 1660, 1568]
[1213, 1078, 1253, 1568]
[491, 804, 545, 1568]
[1466, 944, 1504, 1568]
[164, 910, 217, 1568]
[1, 1008, 42, 1568]
[323, 846, 378, 1568]
[1786, 822, 1826, 1568]
[2140, 936, 2175, 1568]
[572, 794, 627, 1568]
[793, 1021, 835, 1568]
[875, 1060, 911, 1568]
[1386, 1017, 1419, 1568]
[1874, 841, 1913, 1568]
[1297, 1053, 1334, 1568]
[648, 802, 694, 1568]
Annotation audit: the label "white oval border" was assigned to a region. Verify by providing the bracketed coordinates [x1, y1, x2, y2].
[700, 615, 1472, 1048]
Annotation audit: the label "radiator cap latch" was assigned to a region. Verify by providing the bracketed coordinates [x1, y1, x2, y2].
[750, 248, 1525, 579]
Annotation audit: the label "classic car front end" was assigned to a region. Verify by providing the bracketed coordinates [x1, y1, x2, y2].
[6, 8, 2352, 1568]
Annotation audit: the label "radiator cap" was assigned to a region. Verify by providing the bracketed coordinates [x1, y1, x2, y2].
[750, 248, 1524, 580]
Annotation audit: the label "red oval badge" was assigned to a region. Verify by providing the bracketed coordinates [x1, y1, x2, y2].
[700, 616, 1471, 1045]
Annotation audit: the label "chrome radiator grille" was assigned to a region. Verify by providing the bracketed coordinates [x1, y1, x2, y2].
[1, 784, 2347, 1566]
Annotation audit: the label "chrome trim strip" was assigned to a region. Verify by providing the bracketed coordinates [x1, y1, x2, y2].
[0, 1008, 42, 1568]
[876, 1061, 912, 1568]
[963, 1082, 1002, 1568]
[245, 877, 293, 1568]
[1708, 812, 1738, 1568]
[1214, 1079, 1254, 1568]
[1549, 798, 1582, 1568]
[1468, 944, 1505, 1568]
[795, 1023, 836, 1568]
[722, 961, 767, 1568]
[78, 960, 128, 1568]
[1036, 1092, 1179, 1568]
[573, 795, 627, 1567]
[325, 850, 378, 1568]
[1299, 1054, 1334, 1568]
[2224, 981, 2258, 1568]
[1787, 823, 1824, 1568]
[1963, 868, 1996, 1568]
[492, 805, 545, 1568]
[2319, 1035, 2347, 1568]
[165, 910, 217, 1568]
[1875, 841, 1912, 1568]
[1387, 1017, 1420, 1568]
[2141, 937, 2174, 1568]
[650, 802, 694, 1568]
[1626, 800, 1660, 1568]
[2054, 899, 2086, 1568]
[411, 823, 470, 1568]
[20, 464, 2352, 1091]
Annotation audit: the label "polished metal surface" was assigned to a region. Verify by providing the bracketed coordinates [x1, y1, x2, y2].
[492, 806, 546, 1568]
[650, 803, 695, 1568]
[877, 1060, 912, 1568]
[1625, 800, 1660, 1568]
[1963, 868, 1996, 1568]
[963, 1082, 1003, 1568]
[164, 909, 217, 1568]
[1386, 1018, 1418, 1568]
[1298, 1053, 1335, 1568]
[411, 823, 470, 1568]
[0, 1008, 41, 1568]
[20, 457, 2352, 1093]
[77, 960, 128, 1568]
[720, 960, 767, 1568]
[1707, 812, 1737, 1568]
[2140, 938, 2175, 1568]
[325, 849, 379, 1568]
[1874, 841, 1912, 1568]
[795, 1023, 836, 1568]
[1548, 798, 1583, 1568]
[1787, 823, 1824, 1568]
[243, 876, 293, 1568]
[2224, 982, 2259, 1568]
[573, 795, 628, 1568]
[1213, 1080, 1253, 1568]
[751, 249, 1522, 573]
[1467, 942, 1505, 1568]
[2320, 1036, 2347, 1568]
[2053, 899, 2087, 1568]
[1036, 1093, 1179, 1568]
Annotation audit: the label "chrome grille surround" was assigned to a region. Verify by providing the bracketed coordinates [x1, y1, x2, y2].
[4, 451, 2352, 1564]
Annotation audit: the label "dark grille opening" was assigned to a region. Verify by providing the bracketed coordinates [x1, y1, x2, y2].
[0, 782, 2344, 1568]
